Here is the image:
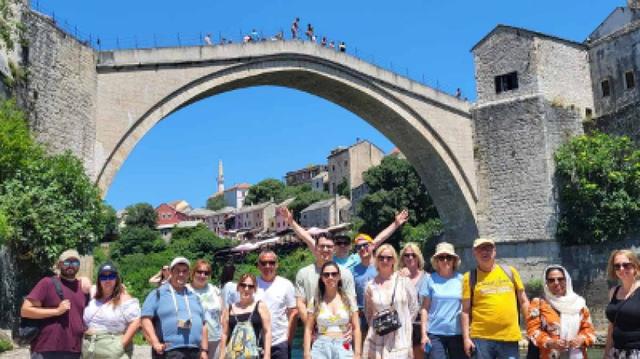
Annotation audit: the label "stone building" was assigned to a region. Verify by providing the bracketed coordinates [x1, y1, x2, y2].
[285, 164, 328, 186]
[311, 171, 328, 193]
[234, 202, 276, 233]
[223, 183, 251, 209]
[327, 140, 384, 198]
[300, 196, 351, 228]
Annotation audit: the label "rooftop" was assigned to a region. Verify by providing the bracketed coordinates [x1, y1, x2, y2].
[471, 25, 586, 53]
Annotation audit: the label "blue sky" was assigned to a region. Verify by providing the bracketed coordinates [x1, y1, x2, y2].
[36, 0, 622, 210]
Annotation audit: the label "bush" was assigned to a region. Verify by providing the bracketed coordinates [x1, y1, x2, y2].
[0, 338, 13, 352]
[555, 132, 640, 244]
[525, 279, 544, 299]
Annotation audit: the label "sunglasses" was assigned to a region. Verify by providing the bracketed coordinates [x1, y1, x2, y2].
[322, 271, 340, 278]
[546, 277, 566, 284]
[355, 243, 370, 251]
[377, 255, 394, 262]
[63, 259, 80, 267]
[614, 262, 634, 271]
[99, 273, 117, 281]
[403, 253, 416, 259]
[239, 283, 256, 290]
[437, 255, 456, 262]
[335, 241, 351, 247]
[195, 270, 211, 276]
[259, 260, 276, 267]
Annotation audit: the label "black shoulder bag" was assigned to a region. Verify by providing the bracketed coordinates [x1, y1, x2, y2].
[16, 276, 65, 345]
[372, 276, 402, 336]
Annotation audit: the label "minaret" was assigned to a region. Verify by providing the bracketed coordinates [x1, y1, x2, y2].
[217, 160, 224, 194]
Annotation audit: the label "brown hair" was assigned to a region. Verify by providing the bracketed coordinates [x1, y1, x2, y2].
[607, 249, 640, 280]
[95, 273, 124, 306]
[190, 259, 212, 282]
[237, 273, 257, 290]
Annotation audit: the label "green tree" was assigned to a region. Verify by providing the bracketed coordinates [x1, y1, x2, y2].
[100, 204, 119, 242]
[555, 132, 640, 244]
[168, 224, 235, 260]
[0, 209, 10, 245]
[206, 194, 226, 211]
[110, 226, 165, 258]
[244, 179, 285, 205]
[337, 177, 350, 197]
[356, 156, 439, 248]
[124, 202, 157, 229]
[0, 99, 41, 184]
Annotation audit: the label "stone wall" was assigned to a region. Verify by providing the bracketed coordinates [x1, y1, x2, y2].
[22, 11, 98, 179]
[473, 96, 583, 243]
[587, 103, 640, 144]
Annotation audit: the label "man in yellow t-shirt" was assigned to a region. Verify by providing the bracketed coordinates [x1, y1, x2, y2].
[461, 238, 529, 359]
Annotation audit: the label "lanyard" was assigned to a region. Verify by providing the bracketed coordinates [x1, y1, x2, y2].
[168, 285, 192, 321]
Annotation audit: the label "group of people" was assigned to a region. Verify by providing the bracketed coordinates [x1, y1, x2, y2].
[18, 207, 640, 359]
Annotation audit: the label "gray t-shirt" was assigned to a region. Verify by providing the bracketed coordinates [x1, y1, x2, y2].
[295, 263, 356, 308]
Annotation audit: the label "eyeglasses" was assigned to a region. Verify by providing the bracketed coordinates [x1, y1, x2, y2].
[614, 262, 634, 271]
[259, 260, 276, 267]
[322, 271, 340, 278]
[99, 273, 117, 281]
[238, 283, 256, 290]
[317, 244, 335, 250]
[335, 241, 350, 247]
[377, 255, 394, 262]
[355, 243, 370, 251]
[546, 277, 566, 284]
[403, 253, 416, 259]
[62, 259, 80, 267]
[437, 255, 456, 262]
[195, 270, 211, 276]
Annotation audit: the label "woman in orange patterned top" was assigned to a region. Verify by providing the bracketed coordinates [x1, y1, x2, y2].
[527, 265, 596, 359]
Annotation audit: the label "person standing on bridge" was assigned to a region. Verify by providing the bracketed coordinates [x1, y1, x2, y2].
[204, 34, 212, 46]
[305, 24, 314, 41]
[339, 41, 346, 52]
[291, 18, 300, 39]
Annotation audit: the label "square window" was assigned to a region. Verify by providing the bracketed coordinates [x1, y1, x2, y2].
[625, 71, 635, 89]
[494, 72, 519, 94]
[601, 79, 611, 97]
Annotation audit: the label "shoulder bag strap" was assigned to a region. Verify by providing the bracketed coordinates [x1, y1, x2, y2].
[389, 275, 399, 306]
[51, 276, 65, 300]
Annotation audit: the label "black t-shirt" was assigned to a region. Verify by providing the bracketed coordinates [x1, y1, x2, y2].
[606, 286, 640, 350]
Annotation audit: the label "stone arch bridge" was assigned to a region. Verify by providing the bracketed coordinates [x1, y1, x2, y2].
[93, 41, 477, 243]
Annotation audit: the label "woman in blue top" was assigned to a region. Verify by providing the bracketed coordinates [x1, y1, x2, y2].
[420, 242, 465, 359]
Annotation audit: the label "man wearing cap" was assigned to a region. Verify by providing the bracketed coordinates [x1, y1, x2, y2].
[141, 257, 208, 359]
[21, 249, 89, 359]
[351, 234, 378, 337]
[461, 238, 529, 359]
[254, 250, 297, 359]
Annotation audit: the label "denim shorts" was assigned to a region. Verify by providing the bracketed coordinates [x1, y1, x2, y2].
[310, 336, 353, 359]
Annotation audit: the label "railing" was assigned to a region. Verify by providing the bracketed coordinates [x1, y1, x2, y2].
[30, 1, 462, 97]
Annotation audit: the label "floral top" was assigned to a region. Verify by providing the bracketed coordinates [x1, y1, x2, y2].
[308, 296, 354, 335]
[527, 297, 596, 359]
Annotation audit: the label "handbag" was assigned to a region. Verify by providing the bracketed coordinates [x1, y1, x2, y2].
[16, 276, 65, 345]
[372, 276, 401, 336]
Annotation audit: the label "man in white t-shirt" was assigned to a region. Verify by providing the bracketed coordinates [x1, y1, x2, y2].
[255, 250, 297, 359]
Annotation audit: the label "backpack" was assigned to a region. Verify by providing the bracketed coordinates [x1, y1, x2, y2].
[225, 302, 262, 359]
[16, 276, 65, 345]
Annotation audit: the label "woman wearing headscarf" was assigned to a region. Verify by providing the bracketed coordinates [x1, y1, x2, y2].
[527, 265, 595, 359]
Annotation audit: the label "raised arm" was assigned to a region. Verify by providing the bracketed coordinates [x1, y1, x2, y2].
[279, 207, 315, 250]
[371, 209, 409, 249]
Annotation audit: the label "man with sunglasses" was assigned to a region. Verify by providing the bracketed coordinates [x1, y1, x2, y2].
[21, 249, 88, 359]
[254, 250, 297, 359]
[351, 234, 378, 337]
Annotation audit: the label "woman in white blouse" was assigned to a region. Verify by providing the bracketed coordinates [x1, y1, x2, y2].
[82, 262, 141, 359]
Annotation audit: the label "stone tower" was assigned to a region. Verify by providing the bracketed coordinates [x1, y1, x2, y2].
[217, 160, 224, 194]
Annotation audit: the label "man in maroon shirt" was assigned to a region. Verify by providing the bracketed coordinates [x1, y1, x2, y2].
[20, 249, 88, 359]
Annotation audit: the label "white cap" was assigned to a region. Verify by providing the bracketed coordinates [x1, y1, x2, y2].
[170, 257, 190, 269]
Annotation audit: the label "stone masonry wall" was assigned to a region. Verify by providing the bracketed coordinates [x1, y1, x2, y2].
[22, 11, 97, 179]
[473, 96, 583, 243]
[587, 103, 640, 144]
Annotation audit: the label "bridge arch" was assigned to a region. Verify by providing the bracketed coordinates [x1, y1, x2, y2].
[94, 41, 478, 244]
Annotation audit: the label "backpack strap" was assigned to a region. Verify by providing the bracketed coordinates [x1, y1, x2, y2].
[51, 276, 64, 300]
[469, 269, 477, 324]
[497, 264, 522, 324]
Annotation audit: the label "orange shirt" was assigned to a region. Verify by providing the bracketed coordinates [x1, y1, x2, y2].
[527, 297, 596, 359]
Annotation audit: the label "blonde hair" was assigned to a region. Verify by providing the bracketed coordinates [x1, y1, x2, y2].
[374, 244, 398, 272]
[398, 242, 425, 270]
[607, 249, 640, 281]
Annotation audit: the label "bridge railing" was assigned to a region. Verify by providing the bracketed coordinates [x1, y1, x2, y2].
[30, 1, 461, 97]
